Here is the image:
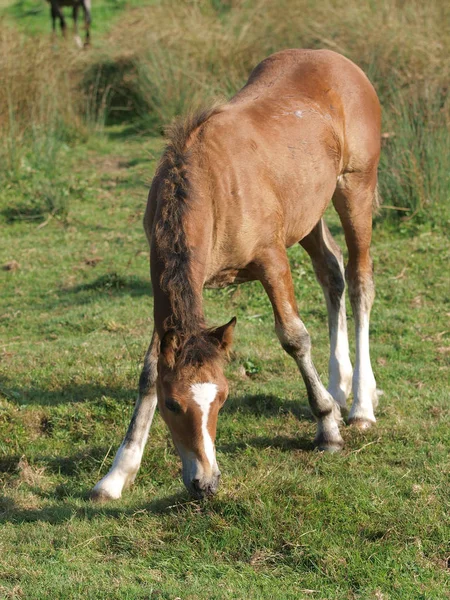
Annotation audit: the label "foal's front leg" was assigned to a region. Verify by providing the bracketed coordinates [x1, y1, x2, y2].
[91, 331, 159, 501]
[257, 248, 343, 451]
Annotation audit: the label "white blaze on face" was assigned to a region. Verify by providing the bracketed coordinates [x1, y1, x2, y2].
[191, 383, 218, 467]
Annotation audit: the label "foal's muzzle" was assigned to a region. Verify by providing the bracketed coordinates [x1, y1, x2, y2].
[187, 473, 221, 500]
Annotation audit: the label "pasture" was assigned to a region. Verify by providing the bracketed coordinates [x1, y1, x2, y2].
[0, 0, 449, 598]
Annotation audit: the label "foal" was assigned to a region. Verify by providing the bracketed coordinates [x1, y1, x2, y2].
[92, 49, 382, 501]
[48, 0, 91, 47]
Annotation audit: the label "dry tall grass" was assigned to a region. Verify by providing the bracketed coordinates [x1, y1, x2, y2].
[1, 0, 449, 219]
[0, 26, 87, 171]
[94, 0, 449, 122]
[0, 24, 95, 220]
[87, 0, 450, 218]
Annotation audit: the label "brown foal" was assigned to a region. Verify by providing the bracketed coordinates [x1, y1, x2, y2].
[92, 49, 382, 501]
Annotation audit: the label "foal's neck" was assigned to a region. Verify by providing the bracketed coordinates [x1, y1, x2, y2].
[151, 110, 219, 338]
[152, 267, 205, 338]
[151, 193, 208, 338]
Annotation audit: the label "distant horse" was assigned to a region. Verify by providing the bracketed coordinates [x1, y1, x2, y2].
[92, 49, 382, 502]
[48, 0, 91, 47]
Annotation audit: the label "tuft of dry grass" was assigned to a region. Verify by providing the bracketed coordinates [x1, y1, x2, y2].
[0, 26, 87, 170]
[0, 25, 100, 221]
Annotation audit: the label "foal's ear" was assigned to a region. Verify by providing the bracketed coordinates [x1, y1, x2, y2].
[209, 317, 237, 353]
[160, 330, 180, 369]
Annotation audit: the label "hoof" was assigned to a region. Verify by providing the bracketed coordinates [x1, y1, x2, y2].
[348, 417, 375, 431]
[89, 487, 119, 503]
[314, 435, 344, 453]
[316, 442, 343, 454]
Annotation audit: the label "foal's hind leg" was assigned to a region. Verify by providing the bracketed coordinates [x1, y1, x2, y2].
[333, 172, 380, 429]
[256, 247, 343, 451]
[91, 331, 159, 501]
[300, 220, 353, 411]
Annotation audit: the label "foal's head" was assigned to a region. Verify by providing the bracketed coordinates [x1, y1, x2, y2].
[157, 318, 236, 499]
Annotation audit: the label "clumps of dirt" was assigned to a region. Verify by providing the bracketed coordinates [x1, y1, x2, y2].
[2, 260, 20, 272]
[17, 410, 53, 441]
[89, 155, 129, 174]
[84, 256, 103, 267]
[17, 456, 47, 487]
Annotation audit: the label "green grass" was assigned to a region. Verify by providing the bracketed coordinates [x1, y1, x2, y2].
[1, 128, 449, 599]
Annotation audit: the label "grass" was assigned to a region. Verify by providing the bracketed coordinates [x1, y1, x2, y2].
[0, 0, 449, 597]
[1, 128, 449, 599]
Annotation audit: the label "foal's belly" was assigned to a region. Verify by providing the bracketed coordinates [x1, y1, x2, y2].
[205, 267, 257, 289]
[283, 183, 335, 247]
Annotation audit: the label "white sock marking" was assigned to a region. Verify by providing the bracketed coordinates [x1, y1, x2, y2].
[93, 393, 157, 499]
[191, 383, 217, 467]
[350, 313, 376, 421]
[328, 318, 353, 407]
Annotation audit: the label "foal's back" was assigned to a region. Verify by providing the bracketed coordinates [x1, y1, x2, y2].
[194, 49, 380, 253]
[231, 48, 380, 170]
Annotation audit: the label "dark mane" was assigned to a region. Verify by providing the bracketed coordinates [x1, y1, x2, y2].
[177, 331, 223, 368]
[153, 105, 223, 338]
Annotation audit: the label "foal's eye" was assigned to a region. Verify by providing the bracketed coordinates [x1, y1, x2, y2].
[165, 398, 181, 414]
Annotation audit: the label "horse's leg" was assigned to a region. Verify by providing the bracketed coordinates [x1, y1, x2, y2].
[81, 0, 91, 46]
[50, 1, 65, 37]
[50, 5, 57, 36]
[72, 3, 83, 48]
[91, 331, 159, 501]
[58, 4, 66, 36]
[257, 247, 344, 451]
[333, 172, 380, 429]
[300, 219, 353, 412]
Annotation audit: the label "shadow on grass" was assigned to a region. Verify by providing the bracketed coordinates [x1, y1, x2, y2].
[218, 434, 314, 455]
[0, 379, 136, 406]
[1, 204, 49, 223]
[50, 272, 152, 309]
[0, 490, 194, 525]
[0, 369, 313, 416]
[0, 447, 110, 478]
[0, 432, 313, 525]
[0, 396, 315, 524]
[17, 271, 153, 314]
[69, 273, 151, 295]
[224, 393, 313, 421]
